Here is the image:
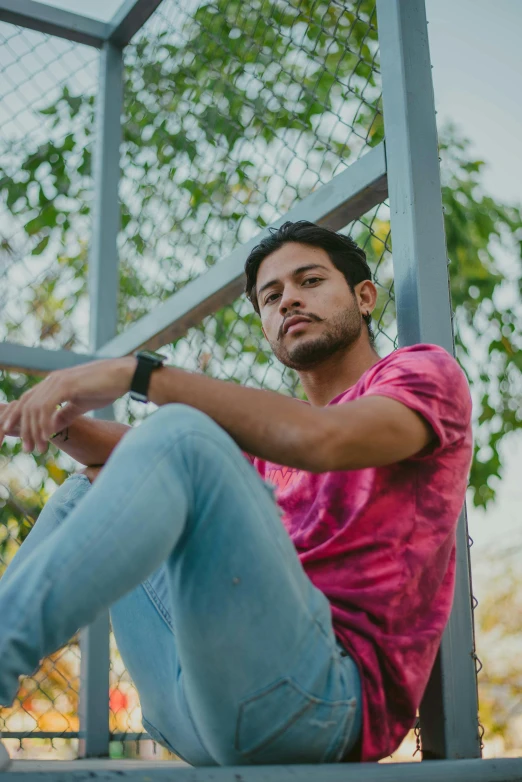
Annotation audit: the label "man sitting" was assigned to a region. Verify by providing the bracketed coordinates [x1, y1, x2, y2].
[0, 221, 472, 768]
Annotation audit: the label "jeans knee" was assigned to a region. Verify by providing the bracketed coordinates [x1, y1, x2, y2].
[144, 404, 220, 440]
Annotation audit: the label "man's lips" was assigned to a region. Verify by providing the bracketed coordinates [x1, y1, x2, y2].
[283, 316, 313, 335]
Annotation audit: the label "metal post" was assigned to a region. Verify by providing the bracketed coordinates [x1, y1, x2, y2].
[376, 0, 480, 760]
[79, 39, 123, 758]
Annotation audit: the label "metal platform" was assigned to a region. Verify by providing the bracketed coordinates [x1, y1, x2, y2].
[3, 758, 522, 782]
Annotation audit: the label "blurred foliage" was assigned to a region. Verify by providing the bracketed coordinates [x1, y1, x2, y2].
[474, 550, 522, 753]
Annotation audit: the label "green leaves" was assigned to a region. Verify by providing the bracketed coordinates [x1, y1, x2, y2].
[440, 126, 522, 507]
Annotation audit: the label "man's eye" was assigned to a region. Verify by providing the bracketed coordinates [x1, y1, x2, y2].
[265, 277, 321, 304]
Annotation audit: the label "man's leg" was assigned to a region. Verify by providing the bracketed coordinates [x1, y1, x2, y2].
[0, 473, 90, 583]
[1, 470, 214, 765]
[0, 404, 362, 765]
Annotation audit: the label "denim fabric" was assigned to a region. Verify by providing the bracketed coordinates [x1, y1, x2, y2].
[0, 404, 362, 765]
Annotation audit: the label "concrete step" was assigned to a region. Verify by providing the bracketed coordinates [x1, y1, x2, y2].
[2, 757, 522, 782]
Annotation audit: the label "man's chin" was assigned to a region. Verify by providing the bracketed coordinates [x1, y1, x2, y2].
[275, 337, 331, 371]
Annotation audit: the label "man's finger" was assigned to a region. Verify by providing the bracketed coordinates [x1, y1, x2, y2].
[1, 400, 18, 432]
[24, 406, 39, 453]
[36, 406, 52, 453]
[20, 404, 32, 453]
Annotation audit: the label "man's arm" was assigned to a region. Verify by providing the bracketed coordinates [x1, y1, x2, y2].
[148, 366, 434, 472]
[0, 357, 434, 472]
[0, 402, 130, 466]
[50, 416, 131, 465]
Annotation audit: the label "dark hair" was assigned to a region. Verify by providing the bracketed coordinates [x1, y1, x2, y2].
[244, 220, 375, 344]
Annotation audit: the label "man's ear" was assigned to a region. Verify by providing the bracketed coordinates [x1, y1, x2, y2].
[356, 279, 378, 316]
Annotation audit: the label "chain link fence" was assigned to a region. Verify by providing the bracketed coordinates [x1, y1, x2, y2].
[0, 0, 417, 762]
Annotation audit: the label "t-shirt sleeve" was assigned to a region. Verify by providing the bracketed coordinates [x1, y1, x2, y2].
[362, 346, 472, 455]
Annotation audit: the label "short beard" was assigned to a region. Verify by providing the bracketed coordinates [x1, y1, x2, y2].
[269, 306, 364, 371]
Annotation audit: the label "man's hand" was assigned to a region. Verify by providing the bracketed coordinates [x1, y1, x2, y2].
[0, 357, 137, 454]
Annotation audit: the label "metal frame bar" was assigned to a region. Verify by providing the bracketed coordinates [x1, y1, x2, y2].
[88, 42, 123, 354]
[108, 0, 165, 46]
[5, 731, 151, 741]
[96, 142, 387, 358]
[0, 0, 108, 47]
[0, 0, 163, 48]
[376, 0, 480, 760]
[0, 343, 98, 375]
[77, 40, 124, 760]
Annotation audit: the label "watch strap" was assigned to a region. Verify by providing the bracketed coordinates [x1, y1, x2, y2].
[130, 351, 166, 402]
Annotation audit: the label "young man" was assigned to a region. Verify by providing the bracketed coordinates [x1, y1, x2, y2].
[0, 221, 472, 768]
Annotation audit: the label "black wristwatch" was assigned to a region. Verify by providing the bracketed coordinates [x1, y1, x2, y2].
[129, 350, 167, 403]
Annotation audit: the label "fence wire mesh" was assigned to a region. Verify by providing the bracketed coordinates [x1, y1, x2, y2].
[116, 0, 382, 328]
[0, 23, 97, 354]
[0, 0, 414, 762]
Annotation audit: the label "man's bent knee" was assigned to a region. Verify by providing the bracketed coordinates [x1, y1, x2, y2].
[144, 404, 225, 441]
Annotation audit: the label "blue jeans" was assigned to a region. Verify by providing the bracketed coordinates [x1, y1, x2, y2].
[0, 404, 362, 765]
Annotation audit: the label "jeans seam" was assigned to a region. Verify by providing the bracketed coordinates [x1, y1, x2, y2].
[142, 578, 174, 633]
[141, 716, 192, 764]
[34, 475, 90, 542]
[326, 695, 358, 762]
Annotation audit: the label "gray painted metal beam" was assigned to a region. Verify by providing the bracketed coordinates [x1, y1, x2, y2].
[96, 142, 387, 357]
[377, 0, 480, 760]
[88, 41, 123, 353]
[0, 342, 98, 375]
[78, 40, 124, 760]
[4, 758, 522, 781]
[78, 613, 111, 759]
[108, 0, 164, 47]
[0, 0, 107, 48]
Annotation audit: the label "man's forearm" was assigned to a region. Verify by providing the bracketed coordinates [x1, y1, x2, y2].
[50, 416, 131, 465]
[148, 365, 327, 472]
[0, 402, 130, 466]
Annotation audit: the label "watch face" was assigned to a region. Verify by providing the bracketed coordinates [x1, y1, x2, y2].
[136, 350, 166, 364]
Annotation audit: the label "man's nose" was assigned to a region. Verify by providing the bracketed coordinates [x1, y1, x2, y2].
[279, 287, 304, 315]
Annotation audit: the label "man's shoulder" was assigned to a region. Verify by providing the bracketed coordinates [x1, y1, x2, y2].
[372, 343, 466, 381]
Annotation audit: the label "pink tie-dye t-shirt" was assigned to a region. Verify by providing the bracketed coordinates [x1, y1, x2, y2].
[251, 344, 473, 762]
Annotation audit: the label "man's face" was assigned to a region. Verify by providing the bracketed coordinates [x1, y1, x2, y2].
[256, 242, 366, 371]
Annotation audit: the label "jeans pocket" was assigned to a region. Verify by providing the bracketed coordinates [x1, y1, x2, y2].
[235, 677, 357, 765]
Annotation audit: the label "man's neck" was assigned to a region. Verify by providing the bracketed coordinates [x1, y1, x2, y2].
[298, 340, 381, 407]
